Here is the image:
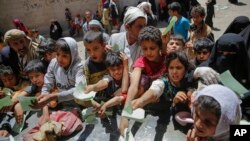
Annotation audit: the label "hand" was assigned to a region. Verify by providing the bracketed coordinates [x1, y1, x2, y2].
[187, 128, 207, 141]
[14, 103, 24, 124]
[84, 85, 94, 93]
[131, 99, 143, 110]
[194, 67, 219, 85]
[31, 94, 54, 109]
[173, 91, 187, 106]
[98, 105, 107, 118]
[185, 41, 193, 49]
[105, 44, 112, 52]
[120, 52, 128, 67]
[0, 91, 5, 98]
[0, 130, 9, 137]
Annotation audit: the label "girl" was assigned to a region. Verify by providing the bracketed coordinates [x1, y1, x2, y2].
[187, 84, 241, 141]
[162, 51, 195, 126]
[120, 26, 166, 136]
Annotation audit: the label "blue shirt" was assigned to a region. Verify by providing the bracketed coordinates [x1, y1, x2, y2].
[173, 16, 190, 40]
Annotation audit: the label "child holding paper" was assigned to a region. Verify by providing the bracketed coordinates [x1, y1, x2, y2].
[32, 37, 84, 124]
[119, 26, 166, 135]
[76, 31, 109, 108]
[97, 51, 129, 117]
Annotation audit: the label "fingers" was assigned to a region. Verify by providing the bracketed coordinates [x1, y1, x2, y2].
[0, 130, 9, 137]
[187, 129, 197, 141]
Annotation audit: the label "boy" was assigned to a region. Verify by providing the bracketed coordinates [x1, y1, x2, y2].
[166, 34, 185, 55]
[168, 2, 190, 41]
[97, 51, 129, 117]
[78, 31, 108, 107]
[186, 5, 214, 60]
[37, 38, 57, 68]
[192, 37, 213, 66]
[0, 65, 29, 102]
[32, 37, 84, 124]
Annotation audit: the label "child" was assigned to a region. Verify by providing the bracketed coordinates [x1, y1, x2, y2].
[97, 51, 129, 117]
[192, 37, 213, 66]
[33, 37, 84, 123]
[187, 84, 241, 141]
[79, 31, 108, 107]
[119, 26, 166, 135]
[186, 5, 214, 60]
[37, 38, 57, 68]
[0, 65, 29, 102]
[168, 2, 190, 41]
[166, 34, 185, 55]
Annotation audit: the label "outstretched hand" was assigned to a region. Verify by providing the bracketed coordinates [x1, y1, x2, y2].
[194, 67, 220, 85]
[30, 94, 54, 109]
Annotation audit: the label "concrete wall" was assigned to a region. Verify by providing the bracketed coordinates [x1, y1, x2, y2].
[0, 0, 161, 36]
[0, 0, 98, 35]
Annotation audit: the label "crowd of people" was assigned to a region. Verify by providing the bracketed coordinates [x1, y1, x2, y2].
[0, 0, 250, 141]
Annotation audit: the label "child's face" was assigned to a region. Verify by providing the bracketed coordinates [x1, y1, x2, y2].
[85, 42, 105, 63]
[196, 49, 210, 63]
[191, 13, 204, 26]
[0, 74, 17, 88]
[167, 58, 186, 86]
[28, 71, 45, 87]
[168, 9, 174, 16]
[107, 64, 124, 81]
[167, 39, 183, 54]
[56, 49, 71, 69]
[193, 107, 219, 138]
[44, 51, 56, 62]
[141, 40, 161, 62]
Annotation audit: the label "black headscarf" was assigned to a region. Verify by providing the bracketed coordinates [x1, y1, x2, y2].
[224, 16, 250, 34]
[203, 33, 250, 88]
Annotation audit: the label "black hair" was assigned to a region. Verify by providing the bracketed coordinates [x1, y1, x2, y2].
[24, 59, 46, 74]
[191, 5, 206, 17]
[169, 34, 186, 46]
[38, 38, 56, 56]
[193, 37, 214, 52]
[193, 95, 221, 120]
[138, 26, 162, 49]
[165, 51, 192, 71]
[83, 31, 104, 44]
[0, 65, 14, 76]
[55, 39, 71, 54]
[168, 2, 182, 14]
[104, 51, 123, 67]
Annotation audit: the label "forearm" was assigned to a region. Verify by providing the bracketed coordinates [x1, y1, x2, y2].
[121, 65, 129, 93]
[137, 89, 157, 107]
[90, 80, 109, 92]
[103, 96, 124, 108]
[42, 106, 49, 118]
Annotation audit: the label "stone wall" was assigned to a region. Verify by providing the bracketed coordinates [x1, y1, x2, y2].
[0, 0, 98, 35]
[0, 0, 161, 36]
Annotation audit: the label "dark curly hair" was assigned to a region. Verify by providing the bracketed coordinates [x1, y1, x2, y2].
[138, 26, 162, 49]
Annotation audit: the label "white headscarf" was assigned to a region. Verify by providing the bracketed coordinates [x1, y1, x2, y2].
[137, 2, 154, 17]
[195, 84, 242, 141]
[123, 6, 147, 25]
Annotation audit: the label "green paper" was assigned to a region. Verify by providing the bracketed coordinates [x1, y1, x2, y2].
[12, 114, 26, 133]
[124, 101, 133, 114]
[81, 108, 98, 124]
[112, 44, 120, 52]
[220, 70, 248, 97]
[162, 16, 177, 35]
[73, 81, 96, 101]
[17, 96, 39, 111]
[0, 95, 13, 110]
